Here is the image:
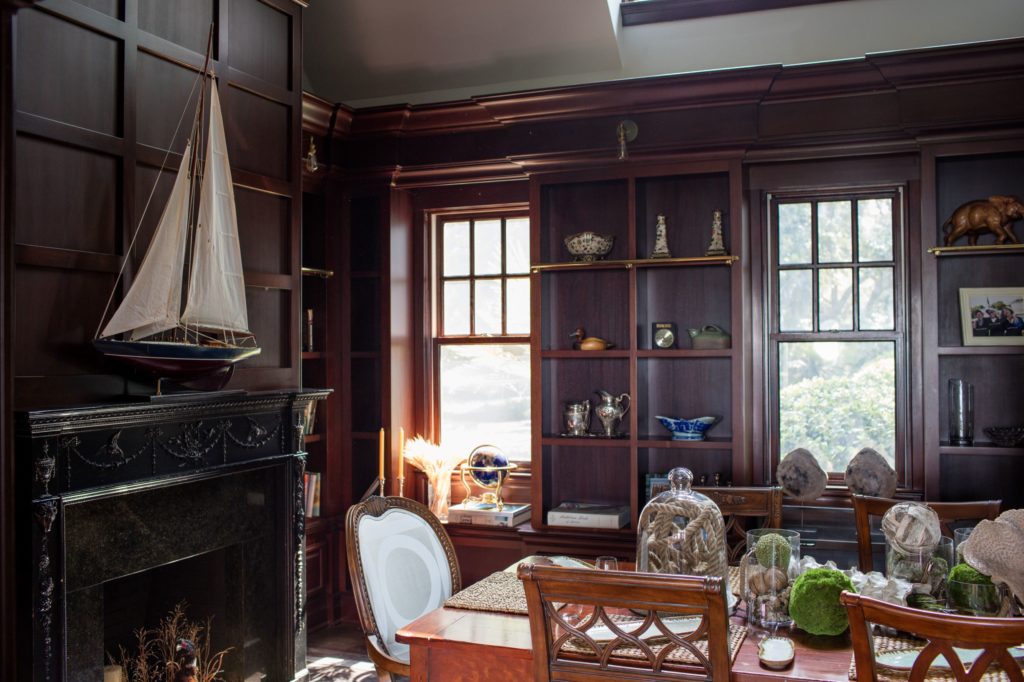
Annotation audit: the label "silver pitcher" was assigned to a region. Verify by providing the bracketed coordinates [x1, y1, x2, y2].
[594, 390, 630, 437]
[563, 400, 591, 436]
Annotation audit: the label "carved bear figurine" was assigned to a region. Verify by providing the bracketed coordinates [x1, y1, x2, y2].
[943, 195, 1024, 246]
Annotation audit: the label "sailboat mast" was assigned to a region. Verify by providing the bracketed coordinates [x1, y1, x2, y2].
[182, 24, 217, 344]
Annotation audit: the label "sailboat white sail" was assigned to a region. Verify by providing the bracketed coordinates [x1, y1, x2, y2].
[181, 83, 251, 336]
[94, 71, 260, 390]
[100, 140, 194, 341]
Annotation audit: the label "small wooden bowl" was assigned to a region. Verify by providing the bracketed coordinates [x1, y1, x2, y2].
[758, 636, 795, 670]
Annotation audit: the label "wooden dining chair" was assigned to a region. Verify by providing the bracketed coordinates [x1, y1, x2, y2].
[852, 495, 1001, 572]
[345, 496, 462, 682]
[518, 563, 731, 682]
[697, 486, 783, 563]
[841, 591, 1024, 682]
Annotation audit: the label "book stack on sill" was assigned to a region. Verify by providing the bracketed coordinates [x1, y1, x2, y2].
[304, 472, 321, 517]
[547, 501, 630, 529]
[448, 501, 531, 527]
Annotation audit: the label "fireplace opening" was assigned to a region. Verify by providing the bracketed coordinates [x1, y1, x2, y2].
[63, 464, 290, 681]
[103, 547, 233, 677]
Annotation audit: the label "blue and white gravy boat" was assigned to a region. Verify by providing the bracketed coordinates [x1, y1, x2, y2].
[655, 415, 719, 441]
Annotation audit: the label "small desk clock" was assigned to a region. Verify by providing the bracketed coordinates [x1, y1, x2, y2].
[652, 322, 677, 349]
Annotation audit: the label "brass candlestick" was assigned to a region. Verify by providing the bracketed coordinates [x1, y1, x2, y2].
[398, 476, 405, 497]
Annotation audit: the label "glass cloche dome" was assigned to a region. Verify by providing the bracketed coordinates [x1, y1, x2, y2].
[637, 467, 729, 589]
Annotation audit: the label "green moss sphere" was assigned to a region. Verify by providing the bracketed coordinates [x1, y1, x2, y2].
[789, 567, 856, 636]
[948, 563, 999, 614]
[755, 533, 792, 570]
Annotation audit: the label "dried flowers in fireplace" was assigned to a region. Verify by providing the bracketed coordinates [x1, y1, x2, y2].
[110, 602, 231, 682]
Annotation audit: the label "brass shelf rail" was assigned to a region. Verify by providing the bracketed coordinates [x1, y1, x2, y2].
[927, 244, 1024, 256]
[531, 254, 738, 273]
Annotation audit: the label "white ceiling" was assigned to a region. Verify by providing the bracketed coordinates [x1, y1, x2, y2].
[302, 0, 1024, 109]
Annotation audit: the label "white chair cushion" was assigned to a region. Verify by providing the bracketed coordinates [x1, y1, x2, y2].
[357, 508, 454, 663]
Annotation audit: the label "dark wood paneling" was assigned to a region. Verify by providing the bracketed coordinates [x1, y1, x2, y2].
[15, 9, 120, 135]
[540, 179, 629, 262]
[546, 444, 631, 509]
[223, 84, 289, 180]
[638, 357, 732, 438]
[15, 135, 119, 252]
[138, 0, 214, 56]
[228, 0, 290, 88]
[237, 187, 290, 274]
[540, 270, 631, 351]
[14, 267, 115, 375]
[72, 0, 121, 18]
[135, 51, 204, 150]
[244, 286, 290, 368]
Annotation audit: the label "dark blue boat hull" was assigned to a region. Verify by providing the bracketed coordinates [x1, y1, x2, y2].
[93, 338, 261, 385]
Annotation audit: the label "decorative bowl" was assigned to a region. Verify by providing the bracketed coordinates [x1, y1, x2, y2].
[563, 231, 614, 262]
[655, 415, 719, 441]
[983, 426, 1024, 447]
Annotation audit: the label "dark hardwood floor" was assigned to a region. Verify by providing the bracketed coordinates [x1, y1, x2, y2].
[307, 621, 378, 681]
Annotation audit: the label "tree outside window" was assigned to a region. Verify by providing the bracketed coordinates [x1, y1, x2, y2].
[769, 192, 905, 479]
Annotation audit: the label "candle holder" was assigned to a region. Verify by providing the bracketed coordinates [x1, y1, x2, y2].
[398, 476, 405, 497]
[948, 378, 974, 446]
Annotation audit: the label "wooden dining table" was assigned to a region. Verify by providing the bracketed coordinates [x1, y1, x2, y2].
[396, 562, 855, 682]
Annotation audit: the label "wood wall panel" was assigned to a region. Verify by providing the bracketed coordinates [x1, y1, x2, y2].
[15, 10, 120, 136]
[137, 0, 215, 55]
[244, 286, 290, 368]
[14, 267, 115, 375]
[236, 187, 291, 274]
[135, 52, 203, 150]
[72, 0, 122, 19]
[228, 0, 290, 89]
[8, 1, 302, 409]
[223, 84, 289, 180]
[15, 135, 119, 252]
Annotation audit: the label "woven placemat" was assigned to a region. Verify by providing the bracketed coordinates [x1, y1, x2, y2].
[444, 565, 744, 616]
[849, 633, 1023, 682]
[560, 617, 747, 667]
[445, 571, 528, 615]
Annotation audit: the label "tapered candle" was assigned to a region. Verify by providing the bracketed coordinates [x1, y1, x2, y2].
[398, 427, 405, 474]
[378, 427, 385, 480]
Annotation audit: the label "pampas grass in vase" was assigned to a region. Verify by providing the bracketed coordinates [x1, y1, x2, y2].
[404, 437, 465, 521]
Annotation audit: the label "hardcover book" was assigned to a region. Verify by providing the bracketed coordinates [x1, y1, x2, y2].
[448, 501, 531, 527]
[546, 502, 630, 529]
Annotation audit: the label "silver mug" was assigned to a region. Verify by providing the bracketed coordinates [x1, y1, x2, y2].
[563, 400, 591, 436]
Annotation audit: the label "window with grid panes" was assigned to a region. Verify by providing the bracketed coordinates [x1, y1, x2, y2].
[435, 213, 531, 461]
[768, 191, 906, 480]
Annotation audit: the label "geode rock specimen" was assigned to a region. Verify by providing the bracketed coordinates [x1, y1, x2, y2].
[845, 447, 897, 498]
[776, 448, 827, 501]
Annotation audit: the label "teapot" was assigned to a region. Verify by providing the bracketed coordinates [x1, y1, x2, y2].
[594, 390, 630, 437]
[686, 324, 731, 350]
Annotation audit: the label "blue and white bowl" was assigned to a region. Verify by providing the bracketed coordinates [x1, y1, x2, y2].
[655, 415, 719, 441]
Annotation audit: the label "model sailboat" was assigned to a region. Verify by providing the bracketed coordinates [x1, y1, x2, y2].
[94, 67, 259, 390]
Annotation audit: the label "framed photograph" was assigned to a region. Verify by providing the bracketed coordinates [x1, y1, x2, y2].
[645, 473, 670, 502]
[959, 287, 1024, 346]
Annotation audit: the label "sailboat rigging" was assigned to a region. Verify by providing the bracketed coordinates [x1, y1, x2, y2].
[94, 36, 260, 391]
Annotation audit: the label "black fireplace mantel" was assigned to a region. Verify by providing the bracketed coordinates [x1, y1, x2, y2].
[15, 389, 329, 682]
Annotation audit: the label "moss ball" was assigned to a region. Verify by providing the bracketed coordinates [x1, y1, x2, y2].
[948, 563, 992, 586]
[755, 533, 792, 570]
[788, 567, 856, 636]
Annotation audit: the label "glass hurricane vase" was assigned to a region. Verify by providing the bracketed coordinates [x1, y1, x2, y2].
[427, 470, 453, 522]
[743, 528, 800, 629]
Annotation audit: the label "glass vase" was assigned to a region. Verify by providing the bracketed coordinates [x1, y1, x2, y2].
[948, 378, 974, 446]
[885, 535, 953, 597]
[428, 471, 453, 522]
[743, 528, 800, 629]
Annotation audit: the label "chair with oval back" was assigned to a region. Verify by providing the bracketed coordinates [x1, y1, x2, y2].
[851, 495, 1001, 572]
[345, 495, 462, 682]
[842, 591, 1024, 682]
[519, 563, 731, 682]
